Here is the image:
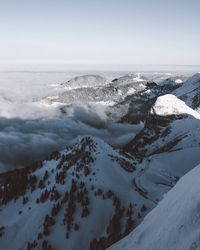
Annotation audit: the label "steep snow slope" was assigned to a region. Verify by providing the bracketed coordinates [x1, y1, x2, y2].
[109, 163, 200, 250]
[0, 136, 154, 250]
[173, 72, 200, 109]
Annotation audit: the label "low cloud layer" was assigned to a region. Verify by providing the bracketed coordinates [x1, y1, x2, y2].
[0, 72, 143, 172]
[0, 109, 142, 171]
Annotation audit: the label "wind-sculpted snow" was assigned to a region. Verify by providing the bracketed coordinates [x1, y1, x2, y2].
[109, 163, 200, 250]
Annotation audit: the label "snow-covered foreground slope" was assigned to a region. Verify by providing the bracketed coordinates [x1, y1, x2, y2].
[109, 163, 200, 250]
[0, 136, 154, 250]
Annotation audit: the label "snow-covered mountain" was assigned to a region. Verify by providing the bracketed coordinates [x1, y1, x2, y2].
[0, 136, 155, 250]
[47, 73, 181, 124]
[47, 74, 147, 108]
[1, 72, 200, 250]
[124, 93, 200, 202]
[109, 162, 200, 250]
[62, 75, 108, 89]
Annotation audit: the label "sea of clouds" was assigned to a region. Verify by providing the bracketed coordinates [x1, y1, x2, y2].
[0, 70, 142, 172]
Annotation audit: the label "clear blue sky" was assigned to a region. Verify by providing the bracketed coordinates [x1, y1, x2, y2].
[0, 0, 199, 66]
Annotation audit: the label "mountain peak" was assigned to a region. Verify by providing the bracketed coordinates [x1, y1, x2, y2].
[64, 75, 108, 89]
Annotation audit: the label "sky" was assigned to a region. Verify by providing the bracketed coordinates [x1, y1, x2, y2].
[0, 0, 200, 67]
